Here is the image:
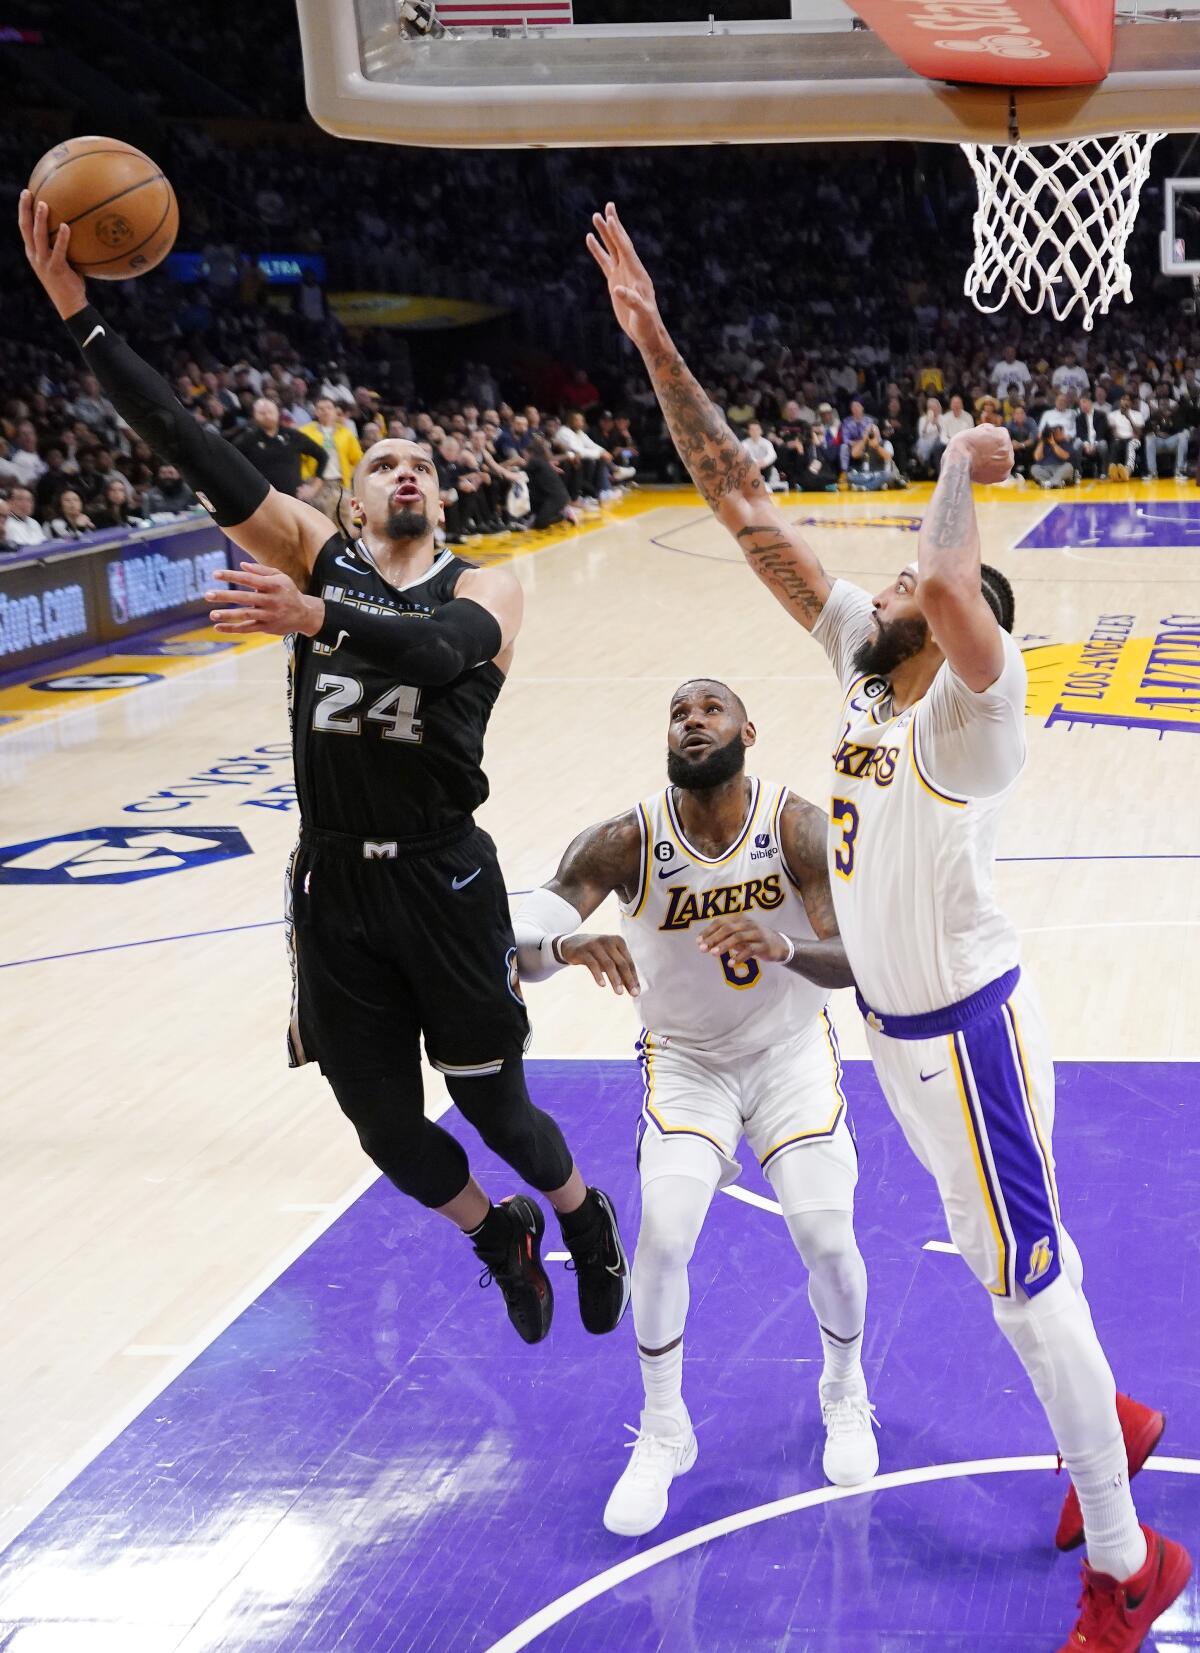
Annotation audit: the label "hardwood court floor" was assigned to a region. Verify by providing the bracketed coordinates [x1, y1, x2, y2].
[1, 481, 1198, 1589]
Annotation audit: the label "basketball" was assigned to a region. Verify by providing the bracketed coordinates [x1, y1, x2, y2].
[26, 136, 178, 281]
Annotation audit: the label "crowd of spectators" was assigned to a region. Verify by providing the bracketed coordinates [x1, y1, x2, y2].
[7, 3, 1200, 555]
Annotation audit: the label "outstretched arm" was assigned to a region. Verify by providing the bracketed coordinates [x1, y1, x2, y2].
[915, 427, 1012, 691]
[586, 203, 832, 632]
[19, 192, 330, 586]
[514, 812, 644, 996]
[697, 795, 855, 989]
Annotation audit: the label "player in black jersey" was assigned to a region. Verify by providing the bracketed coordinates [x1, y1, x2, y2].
[21, 190, 629, 1347]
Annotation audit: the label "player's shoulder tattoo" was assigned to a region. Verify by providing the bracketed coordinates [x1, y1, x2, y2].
[548, 808, 644, 908]
[780, 792, 829, 874]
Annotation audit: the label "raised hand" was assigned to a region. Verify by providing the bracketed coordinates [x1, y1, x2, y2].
[946, 423, 1013, 485]
[17, 190, 87, 321]
[207, 563, 323, 637]
[585, 202, 662, 352]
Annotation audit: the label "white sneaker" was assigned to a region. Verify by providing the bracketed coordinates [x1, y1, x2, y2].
[603, 1420, 698, 1536]
[820, 1382, 879, 1487]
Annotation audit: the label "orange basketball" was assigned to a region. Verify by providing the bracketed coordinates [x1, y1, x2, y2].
[27, 136, 178, 281]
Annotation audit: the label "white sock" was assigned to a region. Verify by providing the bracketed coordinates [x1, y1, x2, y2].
[992, 1268, 1145, 1581]
[1069, 1437, 1148, 1581]
[639, 1342, 688, 1435]
[818, 1325, 865, 1393]
[631, 1174, 713, 1437]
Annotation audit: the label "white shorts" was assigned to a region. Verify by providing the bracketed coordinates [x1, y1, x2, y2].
[863, 971, 1061, 1300]
[635, 1011, 859, 1215]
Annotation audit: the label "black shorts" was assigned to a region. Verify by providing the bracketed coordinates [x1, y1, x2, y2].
[285, 820, 530, 1079]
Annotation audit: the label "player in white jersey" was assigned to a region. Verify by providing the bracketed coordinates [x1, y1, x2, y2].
[586, 205, 1191, 1649]
[515, 680, 876, 1536]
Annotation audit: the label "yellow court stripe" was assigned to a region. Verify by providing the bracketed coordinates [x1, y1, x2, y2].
[949, 1035, 1009, 1298]
[0, 627, 278, 735]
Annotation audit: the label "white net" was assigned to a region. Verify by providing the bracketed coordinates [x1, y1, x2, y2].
[960, 132, 1165, 331]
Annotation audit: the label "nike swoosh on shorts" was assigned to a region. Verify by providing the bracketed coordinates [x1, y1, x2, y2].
[920, 1067, 947, 1083]
[452, 868, 482, 890]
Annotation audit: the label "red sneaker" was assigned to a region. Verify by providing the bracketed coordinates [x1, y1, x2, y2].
[1056, 1394, 1165, 1551]
[1057, 1527, 1192, 1651]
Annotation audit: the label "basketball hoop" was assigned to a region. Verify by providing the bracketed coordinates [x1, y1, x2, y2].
[960, 132, 1165, 331]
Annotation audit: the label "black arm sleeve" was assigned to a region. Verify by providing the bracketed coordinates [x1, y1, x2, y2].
[64, 305, 270, 528]
[314, 596, 502, 686]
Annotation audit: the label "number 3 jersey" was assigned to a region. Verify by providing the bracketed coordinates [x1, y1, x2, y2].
[288, 533, 503, 837]
[618, 777, 830, 1058]
[811, 579, 1026, 1017]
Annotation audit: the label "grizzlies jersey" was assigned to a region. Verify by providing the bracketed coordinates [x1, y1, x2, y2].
[812, 579, 1026, 1016]
[288, 534, 503, 838]
[618, 777, 830, 1057]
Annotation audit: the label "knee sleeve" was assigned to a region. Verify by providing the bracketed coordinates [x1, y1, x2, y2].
[636, 1175, 711, 1275]
[786, 1207, 868, 1341]
[632, 1174, 713, 1349]
[445, 1062, 573, 1192]
[784, 1208, 858, 1270]
[326, 1069, 470, 1208]
[992, 1275, 1117, 1459]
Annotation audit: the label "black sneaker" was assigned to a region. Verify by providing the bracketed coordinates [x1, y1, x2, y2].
[563, 1188, 630, 1335]
[473, 1195, 553, 1344]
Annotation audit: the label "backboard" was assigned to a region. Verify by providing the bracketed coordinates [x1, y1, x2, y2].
[295, 0, 1200, 150]
[1160, 175, 1200, 276]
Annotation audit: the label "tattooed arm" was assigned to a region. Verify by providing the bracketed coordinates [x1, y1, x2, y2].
[915, 427, 1012, 690]
[586, 202, 832, 632]
[696, 795, 855, 989]
[532, 812, 644, 996]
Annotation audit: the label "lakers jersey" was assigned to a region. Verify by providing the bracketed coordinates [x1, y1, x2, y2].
[813, 579, 1025, 1016]
[618, 777, 829, 1057]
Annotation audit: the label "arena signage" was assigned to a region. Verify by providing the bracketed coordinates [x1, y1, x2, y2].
[0, 520, 232, 674]
[847, 0, 1112, 84]
[0, 826, 252, 885]
[1024, 613, 1200, 735]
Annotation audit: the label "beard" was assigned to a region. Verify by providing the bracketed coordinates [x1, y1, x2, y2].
[851, 613, 929, 679]
[384, 506, 430, 540]
[667, 731, 747, 791]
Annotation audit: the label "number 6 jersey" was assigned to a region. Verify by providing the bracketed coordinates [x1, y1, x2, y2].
[618, 777, 830, 1058]
[288, 533, 502, 837]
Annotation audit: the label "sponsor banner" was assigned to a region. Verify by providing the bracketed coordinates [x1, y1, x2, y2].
[848, 0, 1113, 85]
[327, 292, 509, 330]
[101, 522, 230, 639]
[166, 251, 326, 286]
[0, 552, 93, 669]
[0, 519, 232, 674]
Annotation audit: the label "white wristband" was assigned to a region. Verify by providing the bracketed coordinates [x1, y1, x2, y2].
[778, 932, 796, 965]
